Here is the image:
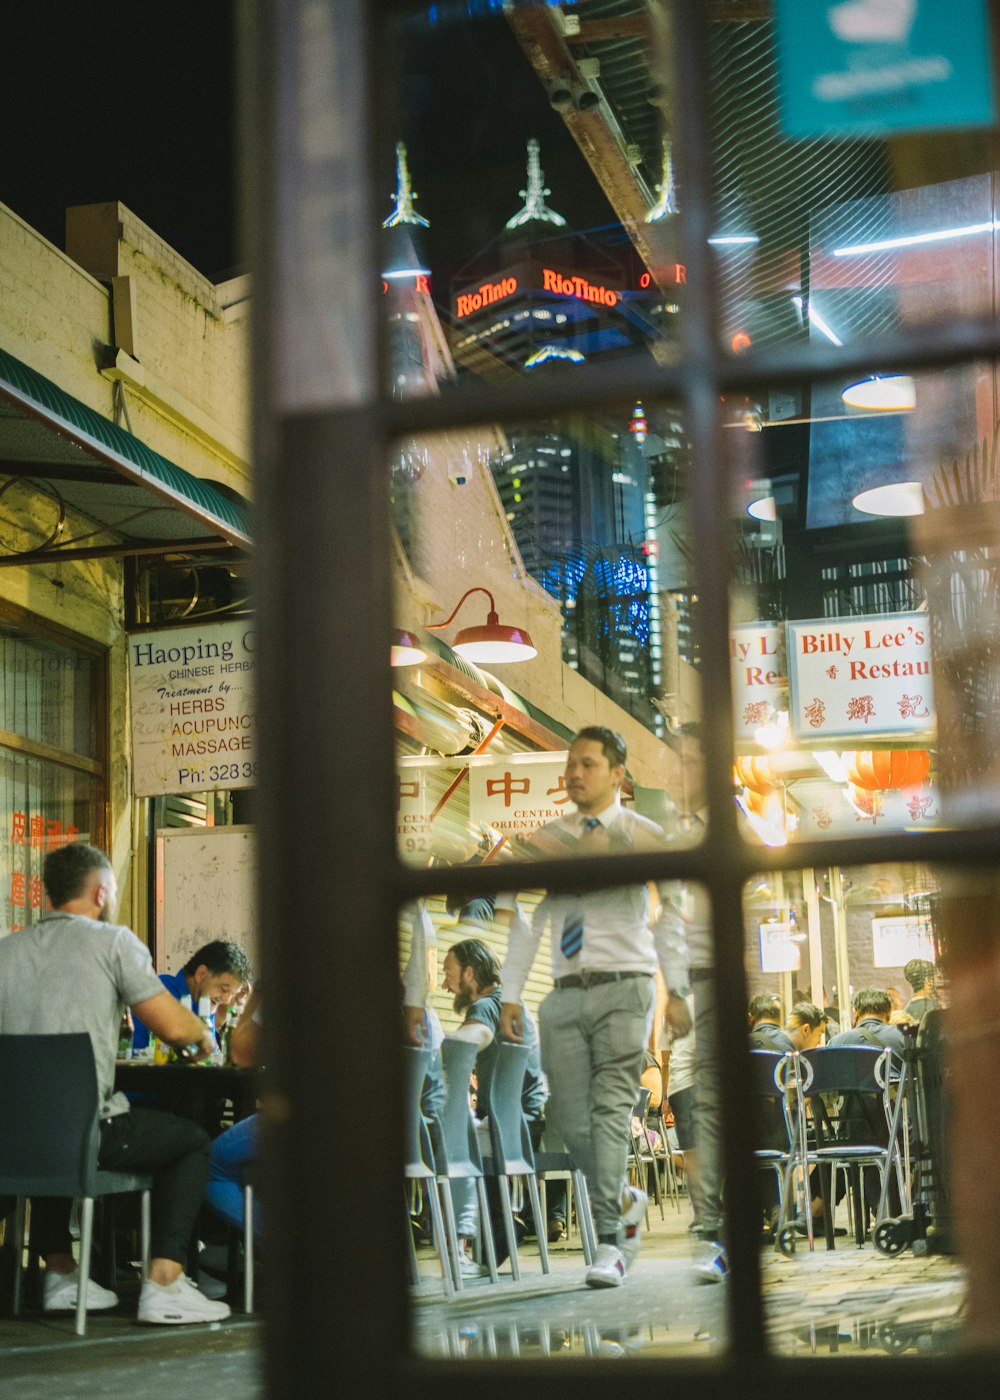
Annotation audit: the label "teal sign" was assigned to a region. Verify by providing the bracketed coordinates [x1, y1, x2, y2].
[773, 0, 996, 136]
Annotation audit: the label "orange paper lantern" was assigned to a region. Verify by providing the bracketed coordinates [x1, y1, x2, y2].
[733, 755, 775, 792]
[845, 750, 931, 791]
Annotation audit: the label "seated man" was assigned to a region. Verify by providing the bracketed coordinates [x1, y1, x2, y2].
[785, 1001, 828, 1051]
[0, 842, 230, 1324]
[748, 993, 795, 1053]
[131, 939, 253, 1053]
[827, 987, 906, 1054]
[441, 935, 546, 1275]
[903, 958, 939, 1023]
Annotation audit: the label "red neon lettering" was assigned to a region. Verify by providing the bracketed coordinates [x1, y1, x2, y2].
[415, 275, 430, 295]
[455, 276, 518, 318]
[540, 268, 620, 307]
[674, 263, 687, 284]
[639, 272, 651, 289]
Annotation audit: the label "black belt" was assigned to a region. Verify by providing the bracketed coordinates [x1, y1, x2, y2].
[554, 970, 651, 990]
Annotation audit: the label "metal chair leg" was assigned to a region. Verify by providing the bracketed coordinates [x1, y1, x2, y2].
[11, 1198, 26, 1316]
[243, 1185, 254, 1313]
[76, 1197, 94, 1337]
[496, 1176, 521, 1282]
[525, 1175, 550, 1273]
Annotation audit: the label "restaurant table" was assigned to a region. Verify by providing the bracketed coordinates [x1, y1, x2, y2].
[112, 1061, 260, 1288]
[114, 1060, 259, 1133]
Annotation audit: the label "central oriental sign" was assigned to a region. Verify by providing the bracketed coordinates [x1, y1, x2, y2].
[453, 261, 624, 319]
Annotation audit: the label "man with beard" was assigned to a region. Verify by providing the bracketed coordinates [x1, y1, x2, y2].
[441, 935, 545, 1275]
[0, 842, 231, 1324]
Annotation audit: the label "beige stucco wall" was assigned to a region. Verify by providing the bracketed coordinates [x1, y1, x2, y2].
[0, 199, 251, 938]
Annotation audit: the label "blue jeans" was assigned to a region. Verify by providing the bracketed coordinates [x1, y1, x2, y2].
[206, 1114, 260, 1237]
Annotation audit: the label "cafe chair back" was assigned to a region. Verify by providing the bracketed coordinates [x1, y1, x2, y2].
[402, 1044, 453, 1296]
[0, 1032, 152, 1336]
[799, 1044, 904, 1247]
[433, 1037, 499, 1287]
[481, 1041, 551, 1282]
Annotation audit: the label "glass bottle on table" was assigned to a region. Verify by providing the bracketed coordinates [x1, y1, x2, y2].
[198, 995, 223, 1065]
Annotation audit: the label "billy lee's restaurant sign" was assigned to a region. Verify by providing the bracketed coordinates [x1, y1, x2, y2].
[787, 611, 935, 743]
[128, 622, 255, 798]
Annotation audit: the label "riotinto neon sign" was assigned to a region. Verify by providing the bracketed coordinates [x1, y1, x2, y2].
[540, 268, 620, 306]
[452, 262, 624, 319]
[455, 276, 519, 318]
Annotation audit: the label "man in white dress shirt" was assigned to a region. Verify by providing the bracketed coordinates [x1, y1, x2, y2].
[499, 727, 691, 1288]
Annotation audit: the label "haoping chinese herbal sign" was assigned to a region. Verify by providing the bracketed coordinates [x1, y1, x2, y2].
[731, 623, 785, 743]
[466, 753, 570, 839]
[787, 612, 935, 743]
[128, 623, 256, 797]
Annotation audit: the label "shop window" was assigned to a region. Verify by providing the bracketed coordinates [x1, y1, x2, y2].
[0, 622, 103, 935]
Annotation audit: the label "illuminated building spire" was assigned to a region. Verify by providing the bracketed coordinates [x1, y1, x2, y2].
[382, 141, 430, 229]
[646, 136, 678, 223]
[505, 138, 567, 230]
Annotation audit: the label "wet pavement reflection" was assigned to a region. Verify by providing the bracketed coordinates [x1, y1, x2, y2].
[413, 1242, 964, 1360]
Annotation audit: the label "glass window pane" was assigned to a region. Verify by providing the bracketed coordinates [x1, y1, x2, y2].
[0, 627, 97, 760]
[725, 363, 1000, 846]
[745, 862, 962, 1358]
[1, 749, 97, 933]
[401, 878, 727, 1358]
[392, 409, 703, 867]
[382, 2, 681, 400]
[710, 11, 998, 354]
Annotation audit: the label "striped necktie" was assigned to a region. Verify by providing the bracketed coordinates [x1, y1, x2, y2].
[559, 817, 601, 958]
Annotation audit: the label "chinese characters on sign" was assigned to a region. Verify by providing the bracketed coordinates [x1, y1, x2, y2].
[6, 810, 76, 930]
[787, 613, 935, 743]
[466, 754, 570, 837]
[127, 623, 256, 797]
[731, 624, 786, 743]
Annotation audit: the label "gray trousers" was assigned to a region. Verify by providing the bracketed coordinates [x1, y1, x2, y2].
[692, 970, 723, 1243]
[539, 976, 654, 1237]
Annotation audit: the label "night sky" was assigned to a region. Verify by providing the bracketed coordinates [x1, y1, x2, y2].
[1, 4, 616, 288]
[2, 2, 237, 279]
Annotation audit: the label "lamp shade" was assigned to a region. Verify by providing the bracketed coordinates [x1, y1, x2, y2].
[841, 375, 915, 411]
[852, 481, 924, 517]
[453, 623, 536, 664]
[427, 586, 537, 665]
[390, 629, 427, 667]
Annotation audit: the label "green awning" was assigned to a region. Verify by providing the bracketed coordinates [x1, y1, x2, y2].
[0, 343, 251, 557]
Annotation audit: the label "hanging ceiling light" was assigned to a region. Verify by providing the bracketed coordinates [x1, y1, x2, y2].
[852, 481, 924, 516]
[427, 587, 536, 664]
[841, 375, 916, 411]
[747, 495, 776, 521]
[390, 629, 427, 667]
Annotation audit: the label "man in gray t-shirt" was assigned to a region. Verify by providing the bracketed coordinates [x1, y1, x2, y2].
[0, 842, 231, 1325]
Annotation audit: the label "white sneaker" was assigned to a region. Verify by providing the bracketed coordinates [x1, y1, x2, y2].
[692, 1241, 729, 1285]
[585, 1242, 627, 1289]
[457, 1254, 487, 1279]
[138, 1273, 232, 1325]
[620, 1186, 647, 1269]
[43, 1269, 118, 1312]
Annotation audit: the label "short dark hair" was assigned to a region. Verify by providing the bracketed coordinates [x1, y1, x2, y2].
[749, 993, 783, 1024]
[43, 842, 112, 908]
[573, 726, 626, 768]
[182, 940, 253, 983]
[854, 986, 891, 1018]
[903, 958, 936, 992]
[447, 938, 500, 993]
[788, 1001, 826, 1031]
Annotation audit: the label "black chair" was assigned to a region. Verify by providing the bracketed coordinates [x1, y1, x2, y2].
[800, 1045, 903, 1248]
[0, 1033, 152, 1336]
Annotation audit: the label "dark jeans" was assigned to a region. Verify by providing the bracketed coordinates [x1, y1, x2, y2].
[31, 1106, 211, 1267]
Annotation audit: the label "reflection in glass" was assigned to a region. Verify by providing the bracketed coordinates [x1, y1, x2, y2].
[725, 357, 1000, 844]
[744, 863, 963, 1355]
[402, 877, 724, 1351]
[392, 403, 701, 867]
[384, 2, 682, 401]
